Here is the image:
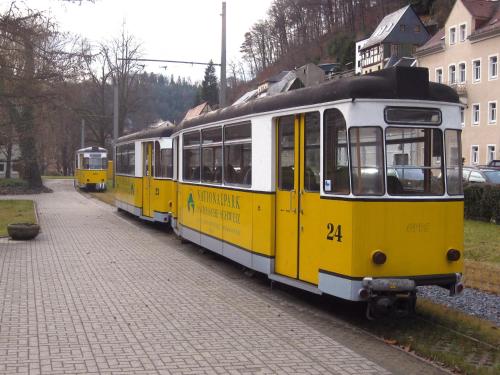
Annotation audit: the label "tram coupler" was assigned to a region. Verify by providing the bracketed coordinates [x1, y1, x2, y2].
[360, 278, 416, 320]
[447, 273, 464, 296]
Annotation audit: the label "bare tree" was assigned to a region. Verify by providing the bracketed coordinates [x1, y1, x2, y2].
[0, 5, 84, 187]
[103, 27, 143, 136]
[76, 27, 142, 150]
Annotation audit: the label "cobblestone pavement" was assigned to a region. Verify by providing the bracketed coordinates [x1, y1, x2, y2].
[0, 179, 447, 375]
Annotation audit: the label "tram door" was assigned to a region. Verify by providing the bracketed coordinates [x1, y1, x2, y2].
[275, 113, 321, 283]
[142, 142, 153, 218]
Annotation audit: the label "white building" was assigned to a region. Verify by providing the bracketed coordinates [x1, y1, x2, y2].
[355, 38, 368, 74]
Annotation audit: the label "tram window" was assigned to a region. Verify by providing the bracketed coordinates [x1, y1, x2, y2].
[278, 116, 295, 191]
[128, 144, 135, 175]
[183, 131, 201, 181]
[350, 127, 384, 196]
[445, 130, 463, 195]
[89, 155, 104, 170]
[304, 112, 320, 192]
[155, 142, 173, 178]
[116, 143, 135, 175]
[323, 109, 350, 194]
[202, 127, 222, 184]
[385, 107, 441, 125]
[224, 122, 252, 186]
[386, 127, 444, 195]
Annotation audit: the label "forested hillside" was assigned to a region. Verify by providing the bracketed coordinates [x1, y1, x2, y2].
[234, 0, 455, 92]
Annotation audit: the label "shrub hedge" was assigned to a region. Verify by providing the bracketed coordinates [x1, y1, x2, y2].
[464, 183, 500, 222]
[0, 178, 28, 188]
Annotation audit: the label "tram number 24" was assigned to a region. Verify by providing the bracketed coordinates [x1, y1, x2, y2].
[326, 223, 343, 242]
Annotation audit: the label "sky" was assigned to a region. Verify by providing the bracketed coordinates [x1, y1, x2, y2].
[1, 0, 274, 82]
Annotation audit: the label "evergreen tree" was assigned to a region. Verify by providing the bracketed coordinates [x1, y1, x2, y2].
[200, 60, 219, 107]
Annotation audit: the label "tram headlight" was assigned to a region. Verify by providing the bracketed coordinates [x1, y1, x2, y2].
[371, 250, 387, 265]
[446, 249, 461, 262]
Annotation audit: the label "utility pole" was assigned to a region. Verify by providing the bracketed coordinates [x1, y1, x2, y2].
[219, 1, 227, 108]
[81, 119, 85, 149]
[113, 78, 119, 187]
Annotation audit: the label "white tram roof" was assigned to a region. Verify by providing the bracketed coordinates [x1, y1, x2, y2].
[76, 146, 107, 154]
[177, 67, 459, 132]
[117, 121, 176, 144]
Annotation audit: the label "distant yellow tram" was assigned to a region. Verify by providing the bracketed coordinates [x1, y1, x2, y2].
[117, 67, 465, 317]
[74, 146, 108, 191]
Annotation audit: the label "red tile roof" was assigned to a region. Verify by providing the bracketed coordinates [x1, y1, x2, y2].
[462, 0, 498, 19]
[183, 102, 211, 121]
[472, 4, 500, 36]
[417, 0, 500, 53]
[416, 28, 445, 54]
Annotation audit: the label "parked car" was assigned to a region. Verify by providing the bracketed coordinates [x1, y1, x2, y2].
[486, 160, 500, 169]
[463, 166, 500, 185]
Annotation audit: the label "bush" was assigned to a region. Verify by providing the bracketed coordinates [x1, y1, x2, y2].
[481, 184, 500, 223]
[0, 178, 28, 188]
[464, 183, 500, 222]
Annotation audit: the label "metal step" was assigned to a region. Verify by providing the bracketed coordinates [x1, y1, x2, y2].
[269, 273, 322, 295]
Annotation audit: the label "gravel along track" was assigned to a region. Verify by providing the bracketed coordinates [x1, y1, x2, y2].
[418, 286, 500, 326]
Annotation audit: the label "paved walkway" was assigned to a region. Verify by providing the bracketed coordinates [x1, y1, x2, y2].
[0, 180, 445, 375]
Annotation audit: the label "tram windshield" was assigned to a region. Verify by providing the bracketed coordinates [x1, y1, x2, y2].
[324, 109, 462, 196]
[386, 127, 444, 195]
[82, 155, 107, 170]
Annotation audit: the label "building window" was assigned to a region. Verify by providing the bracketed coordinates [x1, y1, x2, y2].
[436, 68, 443, 83]
[414, 24, 421, 32]
[487, 145, 496, 163]
[460, 107, 465, 127]
[471, 145, 479, 164]
[489, 55, 498, 79]
[449, 26, 456, 45]
[489, 101, 497, 124]
[400, 24, 406, 32]
[459, 23, 466, 42]
[472, 104, 480, 125]
[0, 163, 4, 173]
[472, 59, 481, 82]
[449, 65, 456, 84]
[459, 62, 466, 83]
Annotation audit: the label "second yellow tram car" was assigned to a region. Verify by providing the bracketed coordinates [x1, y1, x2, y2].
[115, 122, 176, 223]
[74, 146, 108, 191]
[117, 67, 464, 317]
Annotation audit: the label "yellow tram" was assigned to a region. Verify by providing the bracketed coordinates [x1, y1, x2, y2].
[115, 122, 176, 223]
[118, 67, 464, 317]
[74, 146, 108, 191]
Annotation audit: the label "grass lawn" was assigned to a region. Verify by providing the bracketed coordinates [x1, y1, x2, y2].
[0, 200, 36, 237]
[42, 175, 75, 180]
[463, 220, 500, 293]
[87, 180, 115, 206]
[464, 220, 500, 264]
[360, 299, 500, 375]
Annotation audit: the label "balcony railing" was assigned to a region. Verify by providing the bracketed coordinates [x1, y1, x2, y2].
[450, 83, 467, 97]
